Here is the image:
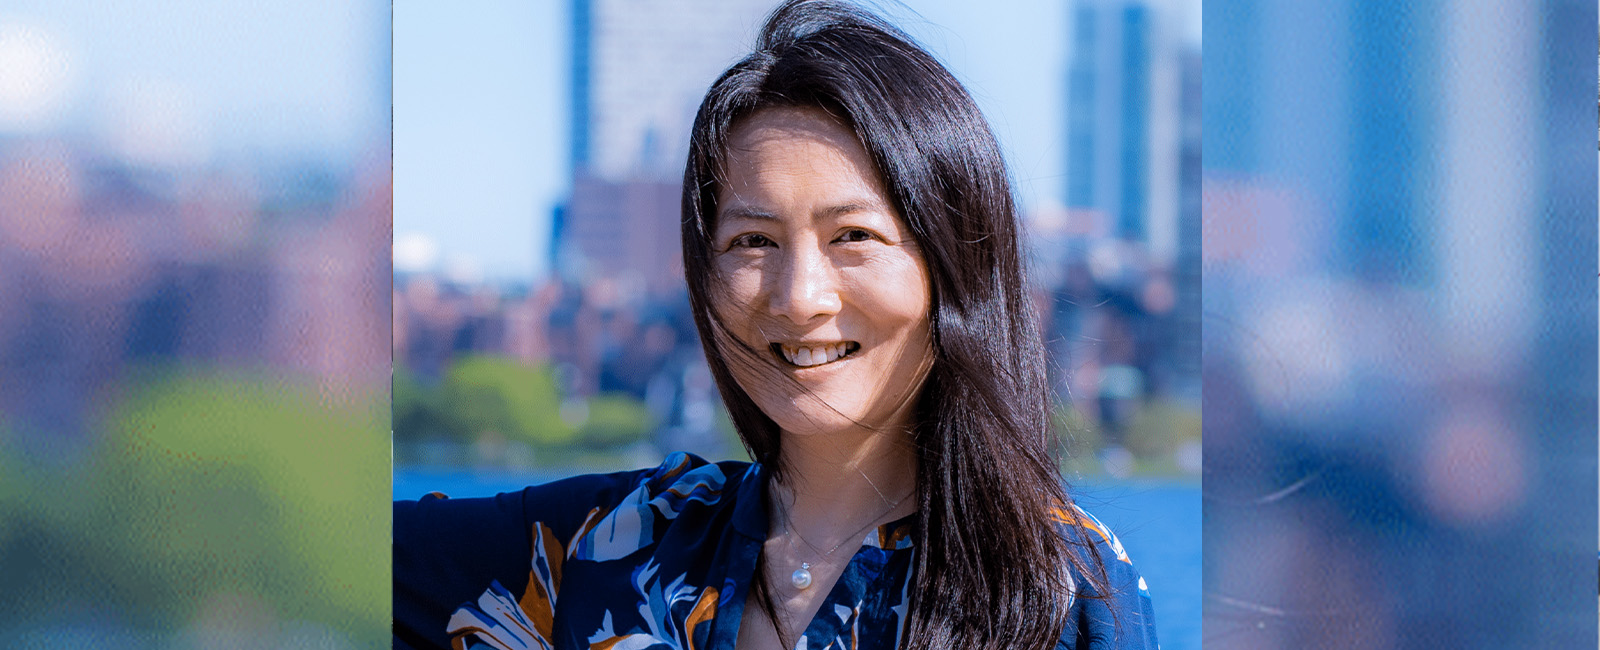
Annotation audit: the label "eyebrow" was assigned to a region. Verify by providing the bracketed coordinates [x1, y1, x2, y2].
[717, 205, 779, 222]
[816, 202, 882, 220]
[717, 200, 887, 223]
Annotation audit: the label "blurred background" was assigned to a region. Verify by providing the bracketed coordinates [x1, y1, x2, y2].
[1203, 1, 1597, 648]
[392, 0, 1200, 646]
[7, 1, 1594, 649]
[0, 0, 391, 647]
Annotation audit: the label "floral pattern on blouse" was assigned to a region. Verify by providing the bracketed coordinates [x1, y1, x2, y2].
[394, 452, 1158, 650]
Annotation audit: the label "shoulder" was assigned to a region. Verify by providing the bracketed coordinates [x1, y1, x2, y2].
[1052, 502, 1148, 609]
[631, 450, 755, 504]
[1054, 503, 1136, 569]
[393, 452, 753, 578]
[579, 451, 754, 525]
[563, 452, 752, 561]
[399, 451, 754, 547]
[395, 453, 756, 649]
[514, 452, 754, 563]
[1054, 503, 1159, 650]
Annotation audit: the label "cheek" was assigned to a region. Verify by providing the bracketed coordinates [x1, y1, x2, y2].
[708, 261, 762, 323]
[707, 271, 779, 388]
[848, 256, 932, 330]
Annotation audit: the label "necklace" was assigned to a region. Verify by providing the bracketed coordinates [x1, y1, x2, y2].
[780, 488, 912, 591]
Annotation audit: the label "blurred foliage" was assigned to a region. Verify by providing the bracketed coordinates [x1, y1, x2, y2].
[397, 356, 671, 464]
[1124, 399, 1202, 459]
[441, 356, 572, 447]
[0, 426, 19, 572]
[575, 393, 655, 449]
[394, 356, 575, 448]
[394, 363, 452, 441]
[1052, 398, 1199, 478]
[0, 368, 388, 641]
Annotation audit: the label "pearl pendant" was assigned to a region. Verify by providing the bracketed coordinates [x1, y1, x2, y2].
[791, 562, 813, 590]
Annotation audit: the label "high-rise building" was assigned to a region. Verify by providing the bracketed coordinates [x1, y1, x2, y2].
[559, 0, 778, 292]
[569, 0, 778, 180]
[1168, 45, 1200, 399]
[1063, 0, 1184, 262]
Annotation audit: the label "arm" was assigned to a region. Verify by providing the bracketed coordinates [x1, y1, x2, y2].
[394, 490, 534, 650]
[395, 454, 719, 649]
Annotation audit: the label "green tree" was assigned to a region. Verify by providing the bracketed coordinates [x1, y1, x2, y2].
[66, 369, 390, 641]
[575, 393, 656, 449]
[440, 356, 573, 447]
[393, 363, 458, 442]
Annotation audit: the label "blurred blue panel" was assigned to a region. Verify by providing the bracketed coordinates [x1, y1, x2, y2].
[1344, 0, 1436, 284]
[1200, 0, 1259, 173]
[1202, 1, 1598, 648]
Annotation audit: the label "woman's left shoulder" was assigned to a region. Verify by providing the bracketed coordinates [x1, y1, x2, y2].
[1054, 503, 1160, 649]
[1054, 503, 1137, 568]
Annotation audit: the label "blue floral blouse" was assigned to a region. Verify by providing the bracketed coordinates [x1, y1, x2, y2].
[394, 452, 1158, 650]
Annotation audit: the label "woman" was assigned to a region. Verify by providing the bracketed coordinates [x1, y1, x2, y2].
[394, 2, 1157, 648]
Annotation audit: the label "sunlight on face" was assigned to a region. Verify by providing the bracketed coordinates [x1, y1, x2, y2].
[712, 106, 933, 439]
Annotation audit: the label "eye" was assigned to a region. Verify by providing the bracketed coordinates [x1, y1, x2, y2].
[835, 228, 875, 243]
[729, 233, 776, 249]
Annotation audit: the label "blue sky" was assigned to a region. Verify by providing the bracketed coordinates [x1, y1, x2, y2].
[388, 1, 1204, 284]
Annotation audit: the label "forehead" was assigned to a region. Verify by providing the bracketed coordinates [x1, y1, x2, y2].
[725, 106, 863, 159]
[716, 106, 889, 216]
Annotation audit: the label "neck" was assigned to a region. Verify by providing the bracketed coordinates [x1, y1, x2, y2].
[768, 423, 918, 543]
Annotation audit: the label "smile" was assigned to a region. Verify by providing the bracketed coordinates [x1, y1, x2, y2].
[772, 341, 861, 368]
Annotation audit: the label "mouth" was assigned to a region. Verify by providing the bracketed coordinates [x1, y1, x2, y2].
[772, 341, 861, 368]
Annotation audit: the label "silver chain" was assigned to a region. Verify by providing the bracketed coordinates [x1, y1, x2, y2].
[778, 486, 911, 562]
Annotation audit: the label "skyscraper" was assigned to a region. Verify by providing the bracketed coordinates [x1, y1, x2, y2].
[1064, 0, 1184, 262]
[558, 0, 778, 292]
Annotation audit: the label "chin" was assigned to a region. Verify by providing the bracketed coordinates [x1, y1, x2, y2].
[759, 393, 900, 439]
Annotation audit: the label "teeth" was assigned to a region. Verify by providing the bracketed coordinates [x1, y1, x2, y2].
[780, 343, 855, 367]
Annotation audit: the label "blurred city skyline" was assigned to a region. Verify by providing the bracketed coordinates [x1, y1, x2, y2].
[0, 1, 395, 644]
[395, 0, 1201, 284]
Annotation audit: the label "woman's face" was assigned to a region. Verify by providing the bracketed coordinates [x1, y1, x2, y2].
[712, 106, 934, 439]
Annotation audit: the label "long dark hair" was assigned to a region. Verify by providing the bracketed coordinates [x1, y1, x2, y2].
[681, 1, 1113, 647]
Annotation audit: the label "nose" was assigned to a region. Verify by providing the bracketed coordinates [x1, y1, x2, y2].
[768, 242, 841, 324]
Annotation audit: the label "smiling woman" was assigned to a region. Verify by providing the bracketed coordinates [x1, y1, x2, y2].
[710, 105, 940, 648]
[712, 106, 934, 447]
[394, 1, 1157, 649]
